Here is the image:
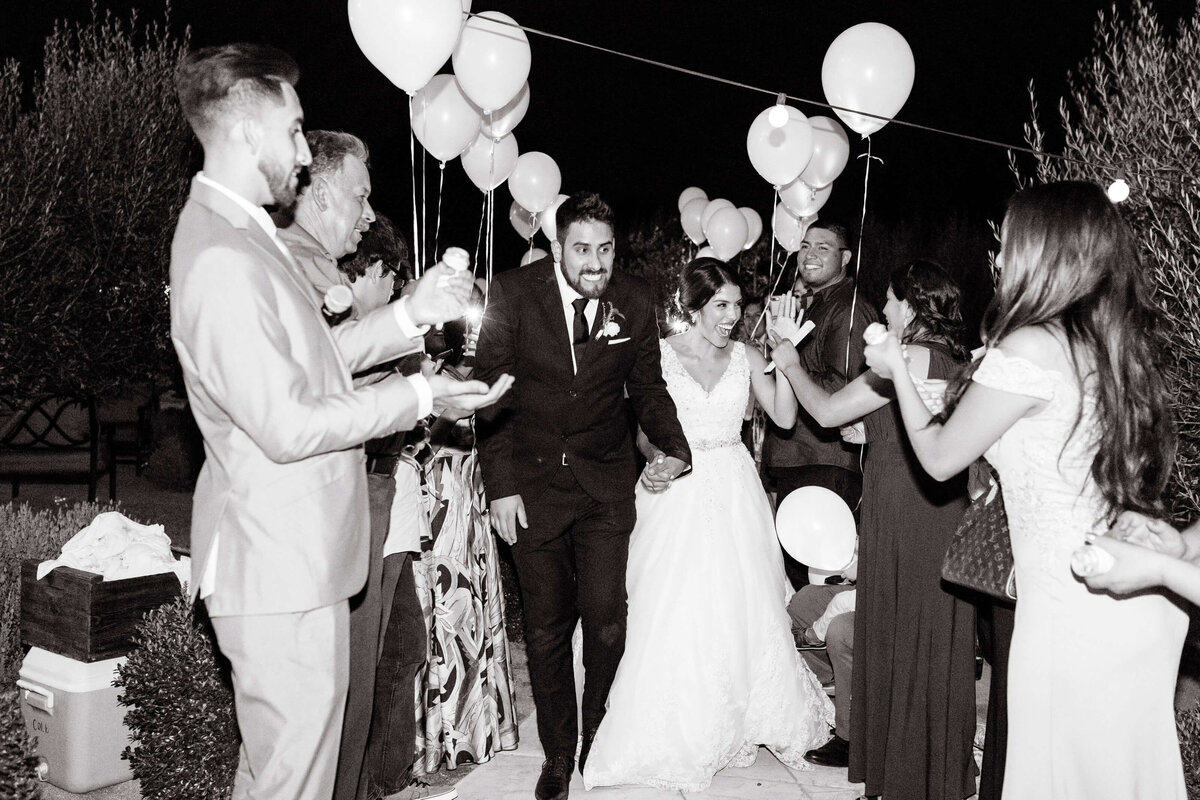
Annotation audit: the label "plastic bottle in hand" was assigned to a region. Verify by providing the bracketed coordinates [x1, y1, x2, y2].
[437, 247, 470, 287]
[322, 285, 353, 326]
[863, 322, 889, 345]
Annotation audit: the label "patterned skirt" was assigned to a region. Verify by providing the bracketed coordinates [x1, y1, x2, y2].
[414, 448, 519, 771]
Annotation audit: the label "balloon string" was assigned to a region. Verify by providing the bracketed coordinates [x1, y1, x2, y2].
[749, 189, 784, 341]
[433, 162, 445, 262]
[474, 190, 488, 269]
[421, 147, 428, 270]
[843, 135, 873, 382]
[408, 96, 421, 278]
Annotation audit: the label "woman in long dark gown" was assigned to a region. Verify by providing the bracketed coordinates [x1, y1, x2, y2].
[770, 259, 977, 800]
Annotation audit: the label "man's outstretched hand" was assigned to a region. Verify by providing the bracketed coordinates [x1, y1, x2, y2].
[428, 373, 514, 416]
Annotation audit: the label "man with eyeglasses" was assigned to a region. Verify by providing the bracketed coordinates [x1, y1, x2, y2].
[763, 221, 878, 590]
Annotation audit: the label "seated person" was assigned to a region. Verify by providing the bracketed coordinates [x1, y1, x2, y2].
[787, 555, 857, 768]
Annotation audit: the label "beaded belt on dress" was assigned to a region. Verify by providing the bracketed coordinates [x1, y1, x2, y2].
[689, 436, 742, 451]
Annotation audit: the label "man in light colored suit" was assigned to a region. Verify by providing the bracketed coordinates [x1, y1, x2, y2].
[169, 43, 511, 800]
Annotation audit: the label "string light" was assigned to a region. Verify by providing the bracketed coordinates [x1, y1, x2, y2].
[1107, 177, 1130, 203]
[767, 92, 789, 128]
[471, 13, 1187, 181]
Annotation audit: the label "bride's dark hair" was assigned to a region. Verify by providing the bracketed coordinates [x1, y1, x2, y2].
[948, 181, 1175, 516]
[676, 257, 742, 319]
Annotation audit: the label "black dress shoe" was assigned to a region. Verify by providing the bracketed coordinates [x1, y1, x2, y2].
[578, 726, 599, 774]
[804, 734, 850, 768]
[535, 753, 574, 800]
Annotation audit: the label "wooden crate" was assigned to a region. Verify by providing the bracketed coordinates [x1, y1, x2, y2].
[20, 560, 181, 662]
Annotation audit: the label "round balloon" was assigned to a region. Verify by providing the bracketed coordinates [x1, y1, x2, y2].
[746, 104, 814, 187]
[706, 206, 750, 261]
[460, 131, 518, 192]
[520, 246, 548, 267]
[822, 22, 915, 136]
[411, 74, 482, 162]
[452, 11, 531, 113]
[680, 196, 707, 245]
[509, 200, 539, 240]
[539, 193, 570, 242]
[799, 116, 851, 189]
[739, 207, 763, 250]
[700, 198, 735, 238]
[773, 203, 814, 253]
[508, 151, 561, 213]
[780, 179, 832, 218]
[480, 82, 530, 140]
[696, 245, 719, 260]
[776, 486, 857, 569]
[348, 0, 462, 94]
[677, 186, 707, 213]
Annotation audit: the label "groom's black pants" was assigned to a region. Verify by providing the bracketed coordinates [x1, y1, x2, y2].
[510, 464, 636, 758]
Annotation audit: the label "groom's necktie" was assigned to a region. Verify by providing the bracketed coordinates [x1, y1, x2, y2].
[572, 297, 590, 348]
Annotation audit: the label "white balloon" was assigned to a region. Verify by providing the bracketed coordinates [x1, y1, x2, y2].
[773, 204, 815, 253]
[539, 193, 571, 242]
[460, 131, 518, 192]
[678, 186, 707, 213]
[700, 198, 735, 237]
[706, 206, 750, 261]
[480, 82, 530, 140]
[452, 11, 531, 113]
[348, 0, 462, 94]
[508, 152, 562, 214]
[739, 207, 763, 250]
[520, 246, 548, 267]
[779, 179, 832, 218]
[821, 22, 915, 136]
[746, 104, 814, 187]
[776, 486, 857, 569]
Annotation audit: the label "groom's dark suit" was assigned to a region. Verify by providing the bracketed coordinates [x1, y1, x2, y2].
[475, 256, 690, 757]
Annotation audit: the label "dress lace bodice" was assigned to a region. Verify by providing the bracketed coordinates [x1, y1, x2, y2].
[659, 338, 749, 451]
[974, 348, 1108, 587]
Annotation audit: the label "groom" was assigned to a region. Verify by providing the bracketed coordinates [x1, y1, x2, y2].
[475, 192, 691, 800]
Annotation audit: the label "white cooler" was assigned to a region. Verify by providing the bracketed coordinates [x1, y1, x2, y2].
[16, 647, 133, 793]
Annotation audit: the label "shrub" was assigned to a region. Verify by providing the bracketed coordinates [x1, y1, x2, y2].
[0, 3, 192, 397]
[0, 501, 113, 685]
[114, 594, 238, 800]
[0, 688, 42, 800]
[1014, 0, 1200, 521]
[1179, 698, 1200, 800]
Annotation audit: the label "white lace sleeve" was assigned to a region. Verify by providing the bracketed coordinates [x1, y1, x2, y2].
[972, 348, 1056, 401]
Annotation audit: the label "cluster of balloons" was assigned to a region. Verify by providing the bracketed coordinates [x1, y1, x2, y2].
[742, 22, 914, 251]
[349, 0, 567, 216]
[677, 188, 762, 262]
[507, 190, 570, 243]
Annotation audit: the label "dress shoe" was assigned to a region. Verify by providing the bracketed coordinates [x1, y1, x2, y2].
[804, 733, 850, 768]
[578, 726, 600, 774]
[535, 753, 574, 800]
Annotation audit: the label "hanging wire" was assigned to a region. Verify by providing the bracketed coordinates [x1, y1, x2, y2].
[469, 13, 1183, 179]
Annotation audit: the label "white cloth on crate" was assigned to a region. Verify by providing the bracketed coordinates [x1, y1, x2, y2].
[974, 347, 1187, 800]
[583, 340, 834, 792]
[37, 511, 189, 586]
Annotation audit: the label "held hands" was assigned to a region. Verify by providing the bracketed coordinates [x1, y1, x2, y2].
[489, 494, 526, 544]
[640, 451, 688, 493]
[407, 263, 473, 327]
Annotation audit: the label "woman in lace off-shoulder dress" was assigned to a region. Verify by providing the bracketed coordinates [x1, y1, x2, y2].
[583, 258, 834, 791]
[865, 181, 1186, 800]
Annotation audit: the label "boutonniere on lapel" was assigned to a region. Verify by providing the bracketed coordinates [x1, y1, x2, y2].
[595, 301, 625, 340]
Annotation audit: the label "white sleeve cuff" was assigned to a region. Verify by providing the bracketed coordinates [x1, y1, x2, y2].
[407, 374, 434, 419]
[393, 295, 430, 339]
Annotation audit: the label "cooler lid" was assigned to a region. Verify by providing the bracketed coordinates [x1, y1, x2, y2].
[19, 647, 126, 692]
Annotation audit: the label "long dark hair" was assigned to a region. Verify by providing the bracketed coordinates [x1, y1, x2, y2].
[971, 181, 1174, 516]
[889, 259, 969, 362]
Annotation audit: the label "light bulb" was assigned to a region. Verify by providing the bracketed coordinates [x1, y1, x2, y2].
[768, 103, 789, 129]
[1107, 178, 1130, 203]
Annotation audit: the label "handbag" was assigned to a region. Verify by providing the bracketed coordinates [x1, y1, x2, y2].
[941, 464, 1017, 602]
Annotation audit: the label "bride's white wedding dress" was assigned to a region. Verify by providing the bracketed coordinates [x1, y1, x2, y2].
[583, 339, 834, 791]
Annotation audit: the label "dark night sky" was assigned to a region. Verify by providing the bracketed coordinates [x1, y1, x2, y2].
[5, 0, 1184, 276]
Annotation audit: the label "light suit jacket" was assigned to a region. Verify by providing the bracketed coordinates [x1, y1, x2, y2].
[169, 177, 423, 617]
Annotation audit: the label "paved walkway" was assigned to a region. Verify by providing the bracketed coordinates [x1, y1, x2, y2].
[453, 708, 867, 800]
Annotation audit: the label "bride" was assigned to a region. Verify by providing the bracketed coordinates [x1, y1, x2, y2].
[583, 258, 834, 791]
